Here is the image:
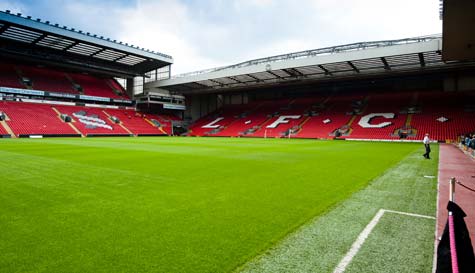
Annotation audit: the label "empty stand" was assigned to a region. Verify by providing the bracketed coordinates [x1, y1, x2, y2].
[108, 79, 128, 97]
[0, 64, 23, 88]
[70, 73, 127, 99]
[348, 92, 413, 140]
[0, 63, 129, 100]
[0, 101, 78, 136]
[188, 104, 253, 136]
[19, 65, 76, 94]
[188, 91, 475, 141]
[297, 94, 364, 139]
[104, 109, 164, 135]
[410, 92, 475, 140]
[55, 105, 129, 136]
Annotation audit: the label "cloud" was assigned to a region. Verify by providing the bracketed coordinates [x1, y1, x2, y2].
[0, 0, 28, 14]
[1, 0, 442, 75]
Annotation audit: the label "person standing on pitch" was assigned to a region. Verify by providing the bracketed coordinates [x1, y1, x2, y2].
[423, 133, 431, 159]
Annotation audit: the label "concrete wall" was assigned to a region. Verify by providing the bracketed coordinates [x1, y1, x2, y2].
[185, 94, 219, 122]
[444, 71, 475, 92]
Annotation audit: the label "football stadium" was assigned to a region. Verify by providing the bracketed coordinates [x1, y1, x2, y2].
[1, 1, 474, 273]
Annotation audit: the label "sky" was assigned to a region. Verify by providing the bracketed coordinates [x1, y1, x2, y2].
[0, 0, 442, 75]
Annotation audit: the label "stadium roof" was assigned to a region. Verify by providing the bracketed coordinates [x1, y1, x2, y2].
[147, 35, 475, 94]
[0, 10, 173, 77]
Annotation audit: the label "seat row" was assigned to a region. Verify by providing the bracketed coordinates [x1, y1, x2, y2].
[0, 63, 128, 99]
[188, 91, 475, 141]
[0, 101, 177, 137]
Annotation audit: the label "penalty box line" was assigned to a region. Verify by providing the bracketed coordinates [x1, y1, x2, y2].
[332, 209, 435, 273]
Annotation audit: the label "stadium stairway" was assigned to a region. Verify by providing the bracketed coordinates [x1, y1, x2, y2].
[0, 119, 16, 138]
[103, 109, 167, 136]
[102, 110, 134, 135]
[143, 117, 168, 135]
[55, 105, 129, 136]
[51, 107, 84, 137]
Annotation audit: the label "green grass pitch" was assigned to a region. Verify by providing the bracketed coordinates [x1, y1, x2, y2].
[0, 137, 437, 273]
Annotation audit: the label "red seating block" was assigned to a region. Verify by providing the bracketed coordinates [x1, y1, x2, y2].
[0, 101, 77, 136]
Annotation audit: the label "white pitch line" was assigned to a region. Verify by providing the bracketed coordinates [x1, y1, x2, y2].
[384, 209, 436, 220]
[332, 209, 385, 273]
[332, 209, 435, 273]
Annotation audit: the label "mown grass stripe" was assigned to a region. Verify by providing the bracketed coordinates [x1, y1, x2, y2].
[239, 145, 438, 273]
[0, 138, 429, 273]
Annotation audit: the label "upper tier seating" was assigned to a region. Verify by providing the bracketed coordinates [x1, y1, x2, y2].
[19, 65, 76, 94]
[0, 101, 78, 136]
[108, 79, 128, 97]
[0, 63, 129, 99]
[0, 64, 24, 89]
[70, 74, 128, 99]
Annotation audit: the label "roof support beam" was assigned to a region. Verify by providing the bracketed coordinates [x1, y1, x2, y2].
[381, 57, 391, 70]
[418, 53, 425, 67]
[282, 68, 305, 77]
[266, 70, 283, 79]
[113, 53, 128, 61]
[90, 48, 108, 57]
[227, 77, 242, 83]
[246, 74, 261, 82]
[290, 68, 305, 77]
[318, 65, 332, 76]
[31, 33, 47, 44]
[190, 82, 209, 88]
[347, 61, 360, 73]
[0, 23, 9, 35]
[62, 41, 79, 51]
[209, 79, 223, 86]
[281, 69, 294, 77]
[183, 83, 206, 90]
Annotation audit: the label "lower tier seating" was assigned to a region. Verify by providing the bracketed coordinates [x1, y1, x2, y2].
[0, 101, 179, 137]
[0, 101, 78, 136]
[55, 105, 130, 136]
[104, 109, 165, 135]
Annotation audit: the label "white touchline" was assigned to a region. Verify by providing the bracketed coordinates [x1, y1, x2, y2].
[332, 209, 435, 273]
[384, 209, 436, 220]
